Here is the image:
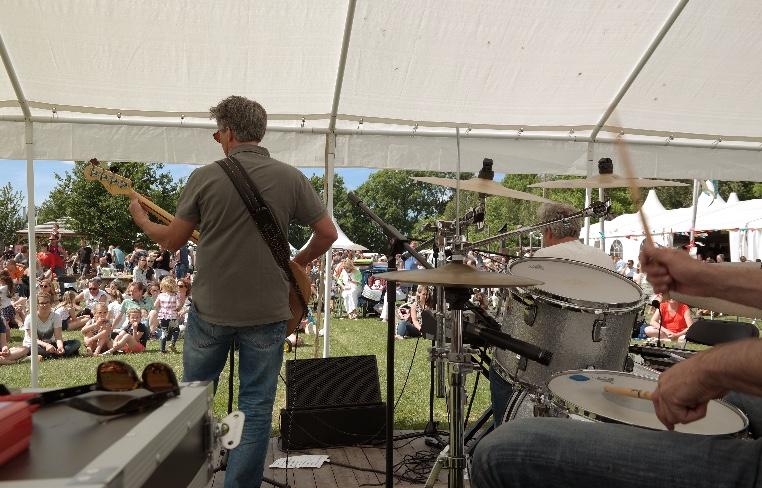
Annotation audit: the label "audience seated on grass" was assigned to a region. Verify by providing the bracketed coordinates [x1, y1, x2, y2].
[81, 302, 113, 356]
[0, 291, 81, 365]
[102, 308, 148, 355]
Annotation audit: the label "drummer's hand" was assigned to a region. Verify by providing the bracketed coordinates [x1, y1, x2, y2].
[651, 354, 724, 430]
[639, 245, 707, 296]
[128, 191, 149, 225]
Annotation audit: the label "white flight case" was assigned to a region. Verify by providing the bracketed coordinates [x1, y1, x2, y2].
[0, 382, 214, 488]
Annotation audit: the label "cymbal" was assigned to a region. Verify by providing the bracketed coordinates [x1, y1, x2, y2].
[670, 292, 762, 319]
[376, 262, 543, 288]
[528, 174, 688, 189]
[413, 176, 558, 204]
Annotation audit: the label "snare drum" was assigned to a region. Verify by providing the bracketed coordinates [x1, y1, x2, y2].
[494, 258, 645, 388]
[546, 370, 748, 436]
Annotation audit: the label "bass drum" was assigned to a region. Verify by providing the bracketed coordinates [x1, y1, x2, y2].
[493, 257, 645, 389]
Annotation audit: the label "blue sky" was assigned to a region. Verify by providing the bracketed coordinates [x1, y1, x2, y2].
[1, 160, 376, 206]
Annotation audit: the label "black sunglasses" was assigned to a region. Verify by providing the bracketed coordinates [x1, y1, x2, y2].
[66, 361, 180, 416]
[0, 361, 179, 415]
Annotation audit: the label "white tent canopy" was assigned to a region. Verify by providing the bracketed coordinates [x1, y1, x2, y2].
[301, 217, 367, 252]
[2, 0, 762, 179]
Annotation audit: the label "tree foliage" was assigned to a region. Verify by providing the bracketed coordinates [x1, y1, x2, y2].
[37, 161, 185, 250]
[337, 170, 466, 253]
[288, 174, 349, 249]
[0, 183, 25, 247]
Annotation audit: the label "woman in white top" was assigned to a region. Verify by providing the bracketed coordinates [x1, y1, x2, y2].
[75, 279, 108, 313]
[340, 259, 362, 319]
[0, 291, 81, 364]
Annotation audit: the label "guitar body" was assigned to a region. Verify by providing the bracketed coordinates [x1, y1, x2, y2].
[288, 261, 312, 335]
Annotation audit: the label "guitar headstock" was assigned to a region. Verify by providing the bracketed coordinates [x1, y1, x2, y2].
[83, 158, 133, 196]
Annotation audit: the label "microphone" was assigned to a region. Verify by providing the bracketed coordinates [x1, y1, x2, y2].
[465, 322, 553, 366]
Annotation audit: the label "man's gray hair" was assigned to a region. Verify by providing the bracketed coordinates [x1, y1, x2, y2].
[210, 95, 267, 143]
[537, 203, 582, 240]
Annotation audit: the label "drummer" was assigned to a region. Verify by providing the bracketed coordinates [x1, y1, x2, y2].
[489, 202, 613, 426]
[472, 245, 762, 488]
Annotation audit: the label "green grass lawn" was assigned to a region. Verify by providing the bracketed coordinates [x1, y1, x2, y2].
[0, 317, 492, 434]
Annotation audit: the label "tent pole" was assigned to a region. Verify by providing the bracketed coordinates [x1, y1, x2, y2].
[590, 0, 689, 142]
[689, 179, 701, 251]
[599, 187, 606, 254]
[584, 142, 593, 245]
[0, 32, 39, 386]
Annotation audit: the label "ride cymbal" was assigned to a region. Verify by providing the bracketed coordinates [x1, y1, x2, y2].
[528, 174, 688, 189]
[376, 262, 543, 288]
[413, 176, 557, 204]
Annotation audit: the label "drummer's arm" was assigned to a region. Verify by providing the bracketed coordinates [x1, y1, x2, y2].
[654, 338, 762, 429]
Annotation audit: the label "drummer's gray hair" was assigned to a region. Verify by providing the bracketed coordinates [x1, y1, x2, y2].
[210, 95, 267, 143]
[537, 203, 582, 239]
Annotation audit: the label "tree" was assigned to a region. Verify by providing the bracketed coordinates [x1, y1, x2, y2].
[37, 161, 185, 251]
[0, 183, 25, 247]
[338, 170, 463, 252]
[288, 174, 349, 249]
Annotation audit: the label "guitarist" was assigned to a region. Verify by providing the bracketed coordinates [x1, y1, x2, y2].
[128, 95, 337, 488]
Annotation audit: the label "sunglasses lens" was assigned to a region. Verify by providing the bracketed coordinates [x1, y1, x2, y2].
[98, 361, 141, 391]
[142, 363, 178, 392]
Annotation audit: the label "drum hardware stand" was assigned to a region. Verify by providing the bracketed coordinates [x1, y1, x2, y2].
[347, 192, 434, 488]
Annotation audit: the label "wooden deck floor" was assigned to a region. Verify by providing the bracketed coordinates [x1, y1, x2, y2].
[210, 432, 472, 487]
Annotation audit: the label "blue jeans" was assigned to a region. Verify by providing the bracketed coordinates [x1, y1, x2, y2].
[488, 364, 514, 428]
[175, 263, 189, 279]
[472, 392, 762, 488]
[183, 306, 286, 488]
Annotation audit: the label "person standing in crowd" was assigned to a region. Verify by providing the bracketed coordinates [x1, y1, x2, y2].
[128, 95, 337, 488]
[112, 244, 125, 272]
[175, 243, 190, 278]
[340, 258, 362, 319]
[153, 244, 172, 280]
[472, 244, 762, 488]
[621, 259, 636, 279]
[154, 276, 179, 353]
[488, 202, 614, 427]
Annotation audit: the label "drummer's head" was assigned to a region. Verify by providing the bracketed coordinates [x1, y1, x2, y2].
[537, 203, 582, 247]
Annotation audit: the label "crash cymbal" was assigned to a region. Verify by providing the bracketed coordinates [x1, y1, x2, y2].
[376, 262, 543, 288]
[528, 174, 688, 190]
[669, 292, 762, 319]
[413, 176, 558, 204]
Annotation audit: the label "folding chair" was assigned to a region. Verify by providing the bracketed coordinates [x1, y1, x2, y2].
[685, 319, 760, 346]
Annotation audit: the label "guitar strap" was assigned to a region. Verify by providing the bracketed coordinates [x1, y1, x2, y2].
[215, 156, 308, 313]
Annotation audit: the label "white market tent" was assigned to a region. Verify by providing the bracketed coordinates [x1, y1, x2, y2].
[5, 0, 762, 376]
[587, 190, 762, 261]
[301, 217, 367, 252]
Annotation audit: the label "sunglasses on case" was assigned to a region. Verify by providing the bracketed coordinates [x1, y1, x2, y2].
[0, 361, 179, 416]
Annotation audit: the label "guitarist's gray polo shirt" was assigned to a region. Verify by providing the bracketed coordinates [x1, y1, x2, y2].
[176, 144, 325, 327]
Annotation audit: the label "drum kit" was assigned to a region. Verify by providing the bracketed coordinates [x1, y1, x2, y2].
[362, 160, 748, 488]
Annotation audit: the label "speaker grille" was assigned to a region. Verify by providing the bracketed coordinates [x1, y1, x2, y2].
[285, 355, 382, 410]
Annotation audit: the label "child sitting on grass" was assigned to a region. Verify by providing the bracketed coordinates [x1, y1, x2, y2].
[102, 308, 148, 355]
[81, 302, 113, 355]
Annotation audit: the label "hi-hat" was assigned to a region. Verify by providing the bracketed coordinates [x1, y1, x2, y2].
[413, 176, 558, 204]
[528, 174, 688, 190]
[376, 262, 543, 288]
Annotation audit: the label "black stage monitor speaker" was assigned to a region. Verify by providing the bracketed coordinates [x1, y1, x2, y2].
[280, 355, 386, 450]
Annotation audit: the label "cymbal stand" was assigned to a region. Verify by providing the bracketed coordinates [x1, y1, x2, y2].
[442, 284, 478, 488]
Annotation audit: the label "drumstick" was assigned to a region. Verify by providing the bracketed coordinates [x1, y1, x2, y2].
[614, 126, 670, 299]
[604, 385, 654, 401]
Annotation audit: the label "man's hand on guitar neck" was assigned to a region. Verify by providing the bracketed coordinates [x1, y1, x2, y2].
[128, 191, 150, 227]
[129, 191, 197, 252]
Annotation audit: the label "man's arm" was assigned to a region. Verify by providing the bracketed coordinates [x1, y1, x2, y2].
[640, 246, 762, 308]
[128, 192, 196, 252]
[653, 338, 762, 430]
[293, 215, 337, 267]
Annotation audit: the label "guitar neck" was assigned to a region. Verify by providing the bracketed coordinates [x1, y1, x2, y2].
[137, 194, 199, 244]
